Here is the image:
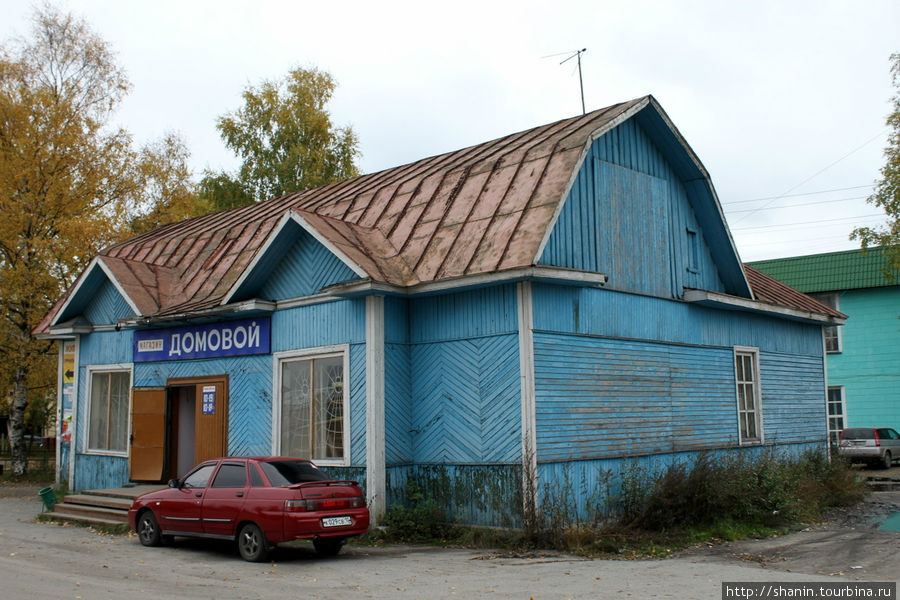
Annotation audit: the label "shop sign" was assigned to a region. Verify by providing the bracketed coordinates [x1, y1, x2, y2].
[133, 318, 270, 362]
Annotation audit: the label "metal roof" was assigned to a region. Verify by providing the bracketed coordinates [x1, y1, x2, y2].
[749, 247, 898, 293]
[742, 265, 846, 319]
[36, 95, 834, 333]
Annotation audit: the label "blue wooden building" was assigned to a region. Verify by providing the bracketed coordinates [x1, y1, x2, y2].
[38, 96, 844, 526]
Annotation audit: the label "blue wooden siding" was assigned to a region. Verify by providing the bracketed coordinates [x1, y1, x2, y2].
[410, 334, 521, 464]
[409, 284, 518, 343]
[257, 230, 359, 301]
[406, 285, 521, 465]
[387, 463, 522, 527]
[534, 331, 826, 463]
[386, 343, 412, 465]
[271, 299, 366, 351]
[73, 454, 129, 492]
[533, 333, 739, 461]
[760, 352, 826, 444]
[82, 278, 133, 325]
[537, 442, 823, 522]
[539, 119, 726, 298]
[531, 284, 823, 357]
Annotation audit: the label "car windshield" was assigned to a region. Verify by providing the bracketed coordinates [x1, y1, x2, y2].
[842, 428, 875, 440]
[259, 460, 328, 486]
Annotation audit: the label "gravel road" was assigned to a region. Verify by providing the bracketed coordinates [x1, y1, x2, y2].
[1, 485, 896, 600]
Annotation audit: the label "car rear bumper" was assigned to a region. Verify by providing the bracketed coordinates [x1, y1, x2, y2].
[838, 447, 884, 461]
[283, 508, 370, 541]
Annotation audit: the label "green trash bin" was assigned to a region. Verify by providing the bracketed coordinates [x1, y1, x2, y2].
[38, 487, 56, 512]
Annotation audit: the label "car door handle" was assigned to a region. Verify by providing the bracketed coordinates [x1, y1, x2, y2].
[235, 492, 244, 497]
[195, 492, 202, 497]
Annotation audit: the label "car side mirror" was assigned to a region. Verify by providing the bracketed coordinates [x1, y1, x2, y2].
[168, 478, 180, 488]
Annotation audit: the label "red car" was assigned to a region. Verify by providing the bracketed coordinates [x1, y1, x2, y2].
[128, 457, 369, 561]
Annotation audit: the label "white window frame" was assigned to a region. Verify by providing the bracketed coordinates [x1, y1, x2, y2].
[826, 386, 846, 445]
[84, 363, 132, 457]
[272, 344, 351, 467]
[814, 293, 842, 353]
[733, 346, 763, 445]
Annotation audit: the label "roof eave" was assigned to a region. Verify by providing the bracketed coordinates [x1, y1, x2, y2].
[683, 289, 847, 326]
[118, 299, 276, 328]
[325, 266, 608, 298]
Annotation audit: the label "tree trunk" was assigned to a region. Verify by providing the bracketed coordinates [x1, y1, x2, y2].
[9, 366, 29, 476]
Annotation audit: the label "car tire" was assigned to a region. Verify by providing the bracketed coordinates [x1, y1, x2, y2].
[237, 523, 269, 562]
[882, 451, 893, 470]
[313, 536, 345, 557]
[137, 510, 162, 547]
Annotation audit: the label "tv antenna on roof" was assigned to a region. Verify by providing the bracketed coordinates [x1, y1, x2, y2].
[544, 48, 587, 115]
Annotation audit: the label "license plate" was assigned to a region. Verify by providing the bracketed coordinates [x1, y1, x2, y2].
[322, 516, 352, 528]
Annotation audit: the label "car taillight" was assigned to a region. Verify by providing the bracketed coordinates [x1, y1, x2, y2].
[874, 430, 881, 446]
[285, 499, 308, 512]
[839, 430, 845, 441]
[286, 496, 365, 512]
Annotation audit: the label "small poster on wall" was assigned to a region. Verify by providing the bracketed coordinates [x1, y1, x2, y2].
[202, 385, 216, 415]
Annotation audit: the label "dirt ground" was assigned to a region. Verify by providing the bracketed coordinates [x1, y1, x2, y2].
[676, 490, 900, 581]
[0, 482, 897, 599]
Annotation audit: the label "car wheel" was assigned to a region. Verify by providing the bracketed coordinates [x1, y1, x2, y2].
[882, 451, 893, 470]
[137, 511, 162, 547]
[237, 523, 269, 562]
[313, 536, 345, 557]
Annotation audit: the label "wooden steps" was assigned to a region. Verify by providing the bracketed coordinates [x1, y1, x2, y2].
[46, 485, 164, 527]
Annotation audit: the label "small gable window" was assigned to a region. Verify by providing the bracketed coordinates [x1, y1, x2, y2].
[686, 228, 700, 274]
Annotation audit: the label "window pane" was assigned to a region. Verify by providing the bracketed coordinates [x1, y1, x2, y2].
[183, 464, 216, 488]
[744, 413, 757, 439]
[89, 373, 110, 450]
[281, 360, 311, 458]
[211, 463, 247, 488]
[314, 357, 344, 460]
[109, 372, 130, 452]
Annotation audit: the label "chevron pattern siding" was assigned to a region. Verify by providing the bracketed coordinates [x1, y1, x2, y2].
[258, 231, 359, 301]
[83, 278, 134, 325]
[410, 334, 520, 464]
[386, 343, 412, 464]
[349, 344, 367, 465]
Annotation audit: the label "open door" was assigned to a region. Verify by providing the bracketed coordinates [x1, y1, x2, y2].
[130, 387, 166, 481]
[191, 378, 228, 465]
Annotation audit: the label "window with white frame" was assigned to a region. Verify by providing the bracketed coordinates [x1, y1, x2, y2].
[734, 348, 762, 444]
[827, 387, 845, 445]
[87, 368, 131, 454]
[813, 293, 841, 353]
[277, 348, 347, 464]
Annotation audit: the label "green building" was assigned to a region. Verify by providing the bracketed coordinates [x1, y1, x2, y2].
[750, 247, 900, 441]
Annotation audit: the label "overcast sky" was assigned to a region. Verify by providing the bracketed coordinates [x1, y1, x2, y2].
[2, 0, 897, 262]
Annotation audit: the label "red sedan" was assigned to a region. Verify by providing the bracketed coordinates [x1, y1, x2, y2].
[127, 457, 369, 561]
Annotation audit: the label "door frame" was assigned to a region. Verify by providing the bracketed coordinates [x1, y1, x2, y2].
[166, 375, 229, 467]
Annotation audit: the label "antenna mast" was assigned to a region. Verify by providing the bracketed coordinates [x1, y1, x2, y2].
[560, 48, 587, 115]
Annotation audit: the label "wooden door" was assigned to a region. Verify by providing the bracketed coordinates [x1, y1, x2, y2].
[130, 387, 166, 481]
[193, 378, 228, 464]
